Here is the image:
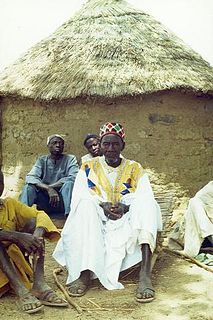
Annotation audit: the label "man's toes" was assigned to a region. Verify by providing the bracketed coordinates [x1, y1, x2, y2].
[52, 297, 64, 304]
[66, 279, 88, 297]
[143, 292, 151, 299]
[23, 301, 40, 311]
[136, 287, 155, 302]
[19, 294, 43, 314]
[136, 292, 143, 299]
[76, 287, 84, 294]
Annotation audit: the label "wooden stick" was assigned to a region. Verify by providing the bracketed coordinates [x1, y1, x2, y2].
[120, 252, 159, 281]
[86, 298, 102, 309]
[81, 307, 135, 312]
[120, 265, 138, 279]
[52, 267, 83, 314]
[163, 248, 213, 273]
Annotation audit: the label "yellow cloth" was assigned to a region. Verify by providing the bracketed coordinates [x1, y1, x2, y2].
[0, 197, 60, 296]
[82, 157, 144, 204]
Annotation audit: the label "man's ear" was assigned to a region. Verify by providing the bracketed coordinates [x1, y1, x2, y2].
[121, 141, 125, 151]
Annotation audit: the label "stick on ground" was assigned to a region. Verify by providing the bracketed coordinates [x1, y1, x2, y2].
[163, 248, 213, 273]
[53, 267, 83, 314]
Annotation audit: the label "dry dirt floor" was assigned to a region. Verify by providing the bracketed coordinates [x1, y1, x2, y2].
[0, 242, 212, 320]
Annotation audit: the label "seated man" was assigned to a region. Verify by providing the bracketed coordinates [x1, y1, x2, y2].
[169, 181, 213, 258]
[0, 170, 68, 314]
[53, 122, 162, 303]
[20, 134, 79, 218]
[81, 134, 102, 163]
[184, 181, 213, 257]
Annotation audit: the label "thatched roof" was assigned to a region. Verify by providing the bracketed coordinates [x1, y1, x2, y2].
[0, 0, 213, 101]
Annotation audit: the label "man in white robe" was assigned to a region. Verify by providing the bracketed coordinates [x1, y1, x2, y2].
[53, 122, 162, 303]
[168, 181, 213, 259]
[184, 181, 213, 257]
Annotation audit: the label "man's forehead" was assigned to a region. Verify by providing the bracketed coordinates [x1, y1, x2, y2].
[49, 137, 64, 143]
[47, 134, 65, 145]
[86, 137, 99, 145]
[101, 134, 122, 142]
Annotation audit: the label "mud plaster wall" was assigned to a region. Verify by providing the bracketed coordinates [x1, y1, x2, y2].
[0, 91, 212, 215]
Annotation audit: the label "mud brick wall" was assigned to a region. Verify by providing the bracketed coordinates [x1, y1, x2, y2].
[0, 91, 212, 208]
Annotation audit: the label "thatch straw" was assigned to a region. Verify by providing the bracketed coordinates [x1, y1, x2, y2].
[0, 0, 212, 101]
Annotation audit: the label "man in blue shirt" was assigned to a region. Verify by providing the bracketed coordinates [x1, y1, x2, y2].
[20, 134, 79, 218]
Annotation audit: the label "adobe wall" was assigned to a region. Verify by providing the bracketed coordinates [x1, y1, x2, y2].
[0, 91, 212, 214]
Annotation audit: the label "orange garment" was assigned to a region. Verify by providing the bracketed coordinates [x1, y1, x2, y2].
[0, 197, 60, 296]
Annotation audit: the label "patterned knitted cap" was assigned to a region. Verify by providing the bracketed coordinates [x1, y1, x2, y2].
[99, 122, 125, 141]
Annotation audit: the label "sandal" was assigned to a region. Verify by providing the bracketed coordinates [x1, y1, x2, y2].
[66, 278, 89, 297]
[18, 293, 44, 314]
[135, 287, 155, 303]
[32, 289, 68, 307]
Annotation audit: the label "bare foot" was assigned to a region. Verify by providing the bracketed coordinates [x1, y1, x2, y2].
[135, 272, 155, 303]
[18, 292, 43, 314]
[66, 270, 90, 297]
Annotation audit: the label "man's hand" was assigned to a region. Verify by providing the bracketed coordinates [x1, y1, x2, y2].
[47, 187, 60, 207]
[100, 202, 129, 220]
[13, 232, 44, 255]
[100, 202, 113, 218]
[36, 182, 60, 207]
[110, 202, 129, 216]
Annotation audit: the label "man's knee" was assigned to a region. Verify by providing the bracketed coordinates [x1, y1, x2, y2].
[20, 183, 37, 203]
[77, 199, 100, 218]
[79, 198, 97, 207]
[23, 184, 37, 194]
[187, 198, 202, 217]
[60, 181, 74, 194]
[20, 184, 37, 199]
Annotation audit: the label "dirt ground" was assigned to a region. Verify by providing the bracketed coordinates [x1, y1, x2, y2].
[0, 241, 212, 320]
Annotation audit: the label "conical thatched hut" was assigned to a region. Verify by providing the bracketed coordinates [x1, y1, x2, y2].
[0, 0, 212, 200]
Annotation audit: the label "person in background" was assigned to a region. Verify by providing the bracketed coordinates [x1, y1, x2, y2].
[184, 181, 213, 256]
[0, 170, 68, 314]
[53, 122, 162, 303]
[169, 181, 213, 260]
[20, 134, 79, 219]
[81, 134, 102, 164]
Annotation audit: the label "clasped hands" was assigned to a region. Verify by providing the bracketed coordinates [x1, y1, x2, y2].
[100, 202, 129, 220]
[14, 228, 45, 258]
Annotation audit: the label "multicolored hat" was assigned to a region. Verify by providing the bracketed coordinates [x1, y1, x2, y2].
[99, 122, 125, 141]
